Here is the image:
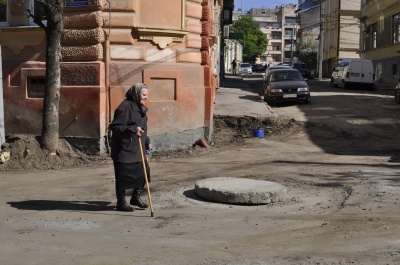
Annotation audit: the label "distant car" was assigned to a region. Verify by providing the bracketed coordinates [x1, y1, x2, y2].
[238, 63, 252, 75]
[395, 81, 400, 104]
[263, 69, 310, 105]
[264, 65, 292, 77]
[292, 62, 311, 78]
[252, 64, 266, 73]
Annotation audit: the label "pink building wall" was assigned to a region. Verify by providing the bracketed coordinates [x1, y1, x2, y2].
[1, 0, 220, 153]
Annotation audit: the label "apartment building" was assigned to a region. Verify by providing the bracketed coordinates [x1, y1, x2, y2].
[233, 4, 299, 66]
[297, 0, 321, 39]
[321, 0, 361, 77]
[361, 0, 400, 84]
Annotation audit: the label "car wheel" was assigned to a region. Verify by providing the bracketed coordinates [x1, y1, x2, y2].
[342, 80, 348, 89]
[367, 84, 375, 91]
[330, 78, 337, 88]
[395, 90, 400, 104]
[264, 94, 274, 106]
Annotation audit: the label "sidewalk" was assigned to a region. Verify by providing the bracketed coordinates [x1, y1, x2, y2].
[214, 74, 274, 118]
[374, 82, 396, 91]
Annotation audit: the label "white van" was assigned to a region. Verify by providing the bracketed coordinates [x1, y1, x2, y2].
[330, 59, 375, 90]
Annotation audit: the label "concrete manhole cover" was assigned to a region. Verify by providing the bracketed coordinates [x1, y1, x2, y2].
[194, 177, 287, 205]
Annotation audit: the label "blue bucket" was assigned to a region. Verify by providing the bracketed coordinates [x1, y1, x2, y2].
[252, 129, 264, 138]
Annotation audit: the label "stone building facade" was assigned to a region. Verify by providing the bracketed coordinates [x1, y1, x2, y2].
[0, 0, 229, 153]
[297, 0, 320, 39]
[321, 0, 361, 77]
[361, 0, 400, 84]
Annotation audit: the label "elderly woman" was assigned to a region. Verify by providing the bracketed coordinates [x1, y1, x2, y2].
[110, 83, 152, 212]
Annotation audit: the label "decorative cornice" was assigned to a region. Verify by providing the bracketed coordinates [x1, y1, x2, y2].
[135, 27, 189, 49]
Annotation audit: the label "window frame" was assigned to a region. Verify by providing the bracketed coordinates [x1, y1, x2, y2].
[393, 13, 400, 44]
[371, 22, 377, 49]
[28, 0, 47, 26]
[0, 1, 8, 27]
[0, 0, 46, 27]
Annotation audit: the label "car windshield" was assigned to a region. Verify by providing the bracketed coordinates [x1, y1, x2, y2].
[240, 63, 251, 68]
[273, 66, 289, 69]
[294, 64, 306, 69]
[271, 71, 303, 82]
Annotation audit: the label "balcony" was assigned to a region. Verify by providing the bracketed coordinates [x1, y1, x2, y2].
[269, 50, 282, 55]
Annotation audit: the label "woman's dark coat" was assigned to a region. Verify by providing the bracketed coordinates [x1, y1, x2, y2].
[110, 99, 150, 163]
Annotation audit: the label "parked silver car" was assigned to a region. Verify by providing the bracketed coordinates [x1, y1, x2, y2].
[238, 63, 252, 75]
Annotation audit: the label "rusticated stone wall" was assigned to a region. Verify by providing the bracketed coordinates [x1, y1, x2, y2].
[62, 2, 105, 61]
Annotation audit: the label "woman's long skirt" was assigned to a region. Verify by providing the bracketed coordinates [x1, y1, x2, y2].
[113, 160, 150, 191]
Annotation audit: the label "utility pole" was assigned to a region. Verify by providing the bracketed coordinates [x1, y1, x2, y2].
[290, 28, 293, 66]
[290, 23, 295, 66]
[318, 0, 324, 80]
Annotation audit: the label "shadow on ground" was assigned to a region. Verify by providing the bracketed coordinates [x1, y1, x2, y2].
[8, 200, 114, 211]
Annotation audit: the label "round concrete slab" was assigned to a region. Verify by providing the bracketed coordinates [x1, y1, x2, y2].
[194, 177, 287, 205]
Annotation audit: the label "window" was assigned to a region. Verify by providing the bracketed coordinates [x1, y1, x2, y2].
[372, 23, 377, 48]
[34, 0, 47, 20]
[27, 77, 45, 98]
[285, 18, 296, 24]
[393, 64, 398, 76]
[0, 0, 46, 26]
[272, 23, 280, 28]
[273, 46, 280, 51]
[272, 34, 281, 39]
[338, 61, 350, 67]
[394, 13, 400, 43]
[0, 1, 7, 26]
[259, 22, 266, 28]
[285, 29, 294, 36]
[29, 0, 47, 25]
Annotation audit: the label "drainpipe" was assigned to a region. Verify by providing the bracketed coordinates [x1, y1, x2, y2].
[318, 0, 324, 80]
[105, 38, 110, 124]
[106, 3, 111, 124]
[0, 33, 5, 145]
[103, 2, 112, 154]
[337, 0, 341, 68]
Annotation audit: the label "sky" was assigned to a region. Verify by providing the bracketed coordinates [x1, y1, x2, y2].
[234, 0, 297, 12]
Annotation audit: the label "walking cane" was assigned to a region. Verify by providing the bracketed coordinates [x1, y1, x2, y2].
[138, 136, 154, 217]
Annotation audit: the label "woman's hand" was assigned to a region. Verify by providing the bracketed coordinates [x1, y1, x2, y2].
[136, 127, 145, 136]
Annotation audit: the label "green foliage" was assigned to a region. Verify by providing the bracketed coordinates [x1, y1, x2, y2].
[296, 37, 318, 69]
[232, 15, 267, 62]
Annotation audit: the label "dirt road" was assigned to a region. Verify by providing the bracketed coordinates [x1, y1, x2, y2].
[1, 77, 400, 265]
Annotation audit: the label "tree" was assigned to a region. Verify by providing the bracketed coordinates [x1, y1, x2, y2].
[231, 15, 267, 62]
[296, 37, 318, 70]
[27, 0, 64, 154]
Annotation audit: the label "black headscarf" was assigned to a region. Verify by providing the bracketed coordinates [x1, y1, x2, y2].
[125, 83, 148, 114]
